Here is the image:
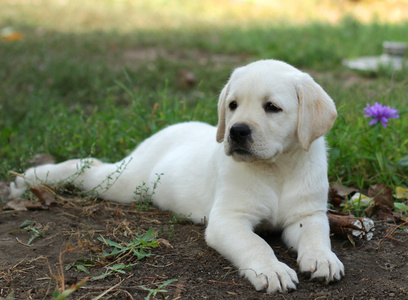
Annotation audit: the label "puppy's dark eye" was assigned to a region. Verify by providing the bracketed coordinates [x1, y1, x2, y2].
[229, 101, 238, 111]
[264, 102, 282, 113]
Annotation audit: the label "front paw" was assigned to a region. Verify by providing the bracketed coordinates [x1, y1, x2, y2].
[298, 250, 344, 283]
[241, 262, 299, 293]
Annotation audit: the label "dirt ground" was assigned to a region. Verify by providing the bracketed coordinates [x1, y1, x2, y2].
[0, 193, 407, 300]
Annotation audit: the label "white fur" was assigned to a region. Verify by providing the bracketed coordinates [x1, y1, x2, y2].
[10, 59, 344, 293]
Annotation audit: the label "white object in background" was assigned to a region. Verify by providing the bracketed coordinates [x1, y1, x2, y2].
[343, 41, 407, 72]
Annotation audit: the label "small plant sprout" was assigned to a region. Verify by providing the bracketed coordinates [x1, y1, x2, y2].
[52, 278, 88, 300]
[92, 263, 138, 280]
[89, 157, 134, 197]
[363, 102, 399, 128]
[394, 202, 408, 216]
[9, 220, 46, 245]
[170, 212, 192, 224]
[140, 278, 178, 300]
[133, 173, 163, 206]
[66, 259, 95, 274]
[97, 227, 158, 260]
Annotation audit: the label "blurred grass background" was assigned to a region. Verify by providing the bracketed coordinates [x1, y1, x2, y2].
[0, 0, 407, 189]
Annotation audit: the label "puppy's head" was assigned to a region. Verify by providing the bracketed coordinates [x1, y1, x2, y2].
[216, 59, 336, 162]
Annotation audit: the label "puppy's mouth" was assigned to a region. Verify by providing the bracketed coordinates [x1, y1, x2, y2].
[227, 142, 281, 163]
[227, 144, 255, 161]
[230, 147, 252, 156]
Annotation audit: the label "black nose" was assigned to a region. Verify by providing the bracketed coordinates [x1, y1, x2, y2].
[229, 123, 251, 143]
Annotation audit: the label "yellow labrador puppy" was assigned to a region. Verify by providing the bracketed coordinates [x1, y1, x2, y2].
[10, 59, 344, 293]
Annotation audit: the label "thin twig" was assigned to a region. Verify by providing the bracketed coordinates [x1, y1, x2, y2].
[15, 237, 32, 247]
[378, 221, 408, 252]
[208, 280, 243, 286]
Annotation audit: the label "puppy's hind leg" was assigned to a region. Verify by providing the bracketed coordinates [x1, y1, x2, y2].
[10, 158, 132, 202]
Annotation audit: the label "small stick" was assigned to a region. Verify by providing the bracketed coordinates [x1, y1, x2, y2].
[327, 211, 375, 240]
[207, 280, 243, 286]
[378, 221, 408, 252]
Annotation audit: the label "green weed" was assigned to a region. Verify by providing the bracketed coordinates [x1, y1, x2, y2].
[170, 212, 193, 224]
[140, 278, 178, 300]
[97, 227, 158, 260]
[394, 202, 408, 218]
[92, 263, 138, 280]
[134, 173, 163, 208]
[52, 278, 87, 300]
[66, 259, 94, 275]
[9, 220, 45, 245]
[87, 228, 158, 280]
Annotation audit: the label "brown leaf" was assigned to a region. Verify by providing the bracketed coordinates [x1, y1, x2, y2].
[30, 186, 56, 206]
[5, 199, 47, 211]
[368, 183, 394, 209]
[364, 202, 380, 218]
[157, 238, 173, 249]
[331, 184, 358, 197]
[329, 184, 359, 210]
[367, 184, 395, 220]
[5, 199, 29, 211]
[328, 186, 343, 209]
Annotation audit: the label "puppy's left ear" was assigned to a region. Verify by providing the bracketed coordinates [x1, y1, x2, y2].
[296, 74, 337, 151]
[216, 83, 230, 143]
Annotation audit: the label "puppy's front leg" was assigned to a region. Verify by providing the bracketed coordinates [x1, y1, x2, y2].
[282, 212, 345, 282]
[206, 214, 298, 293]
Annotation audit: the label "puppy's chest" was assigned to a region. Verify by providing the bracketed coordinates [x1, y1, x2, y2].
[248, 183, 286, 228]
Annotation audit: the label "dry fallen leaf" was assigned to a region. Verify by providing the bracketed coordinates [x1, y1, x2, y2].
[331, 184, 358, 197]
[395, 186, 408, 200]
[329, 184, 359, 209]
[4, 186, 56, 211]
[344, 192, 373, 210]
[368, 183, 394, 209]
[5, 199, 29, 211]
[328, 186, 343, 209]
[157, 238, 173, 249]
[5, 198, 47, 211]
[365, 202, 380, 218]
[30, 186, 57, 206]
[367, 183, 395, 220]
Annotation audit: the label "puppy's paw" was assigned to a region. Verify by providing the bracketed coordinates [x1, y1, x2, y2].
[9, 167, 41, 199]
[9, 176, 29, 199]
[298, 250, 344, 283]
[241, 262, 299, 293]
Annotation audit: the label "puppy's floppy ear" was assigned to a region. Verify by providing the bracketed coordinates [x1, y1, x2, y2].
[216, 82, 230, 143]
[296, 74, 337, 151]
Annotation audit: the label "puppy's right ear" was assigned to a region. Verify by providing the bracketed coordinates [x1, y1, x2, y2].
[296, 74, 337, 151]
[216, 83, 230, 143]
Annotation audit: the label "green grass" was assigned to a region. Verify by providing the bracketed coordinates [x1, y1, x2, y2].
[1, 0, 407, 191]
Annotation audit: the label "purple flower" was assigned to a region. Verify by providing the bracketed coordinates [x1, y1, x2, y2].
[363, 102, 399, 128]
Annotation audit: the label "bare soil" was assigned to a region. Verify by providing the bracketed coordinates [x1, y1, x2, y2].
[1, 195, 407, 300]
